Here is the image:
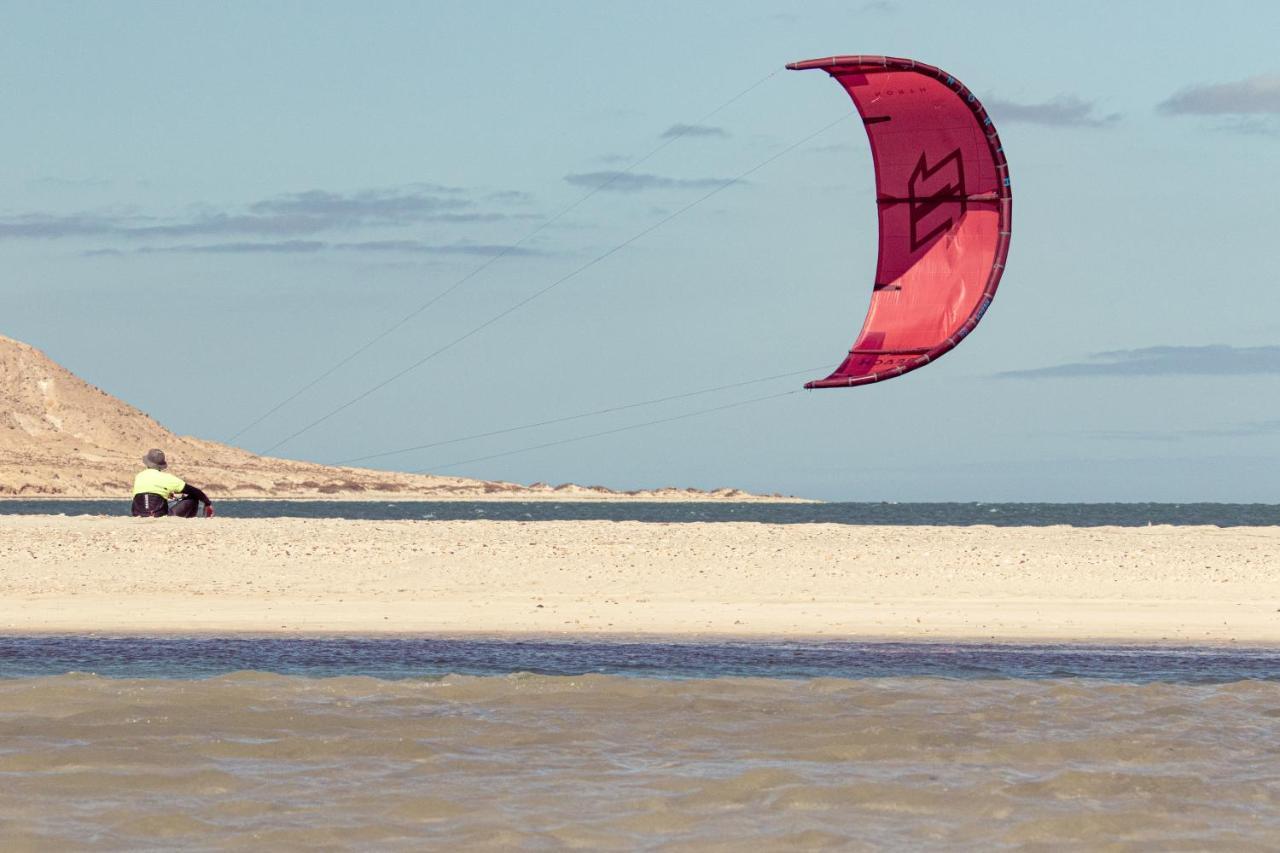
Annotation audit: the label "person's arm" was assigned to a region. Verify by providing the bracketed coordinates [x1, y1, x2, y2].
[182, 484, 211, 505]
[183, 483, 215, 517]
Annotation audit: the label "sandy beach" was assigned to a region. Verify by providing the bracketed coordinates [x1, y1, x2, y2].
[2, 515, 1276, 643]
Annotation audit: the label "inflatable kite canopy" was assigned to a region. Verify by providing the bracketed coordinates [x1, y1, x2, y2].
[788, 56, 1012, 389]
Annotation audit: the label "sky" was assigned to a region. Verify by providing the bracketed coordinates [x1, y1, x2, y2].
[4, 0, 1279, 502]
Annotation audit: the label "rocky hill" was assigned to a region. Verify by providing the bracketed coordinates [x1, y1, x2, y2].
[0, 335, 784, 501]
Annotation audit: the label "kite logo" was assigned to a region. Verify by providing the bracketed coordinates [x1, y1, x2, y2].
[907, 148, 966, 251]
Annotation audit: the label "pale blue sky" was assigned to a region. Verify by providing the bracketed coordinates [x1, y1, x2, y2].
[4, 1, 1279, 501]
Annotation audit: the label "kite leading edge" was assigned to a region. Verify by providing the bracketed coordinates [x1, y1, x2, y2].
[788, 56, 1012, 389]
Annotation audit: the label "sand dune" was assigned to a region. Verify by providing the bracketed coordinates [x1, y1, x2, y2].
[0, 335, 789, 501]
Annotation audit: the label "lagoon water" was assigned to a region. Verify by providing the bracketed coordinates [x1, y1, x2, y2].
[3, 499, 1280, 526]
[3, 639, 1280, 848]
[3, 504, 1277, 846]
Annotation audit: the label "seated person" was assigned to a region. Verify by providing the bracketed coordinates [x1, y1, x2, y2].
[131, 448, 214, 518]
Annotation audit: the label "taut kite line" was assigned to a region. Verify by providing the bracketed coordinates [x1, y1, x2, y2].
[788, 55, 1012, 389]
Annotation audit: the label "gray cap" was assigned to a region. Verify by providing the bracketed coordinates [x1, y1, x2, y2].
[143, 448, 168, 469]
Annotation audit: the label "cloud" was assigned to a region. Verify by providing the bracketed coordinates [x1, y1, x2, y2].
[999, 345, 1280, 379]
[135, 240, 328, 254]
[1159, 74, 1280, 115]
[91, 239, 546, 257]
[485, 189, 535, 204]
[660, 123, 728, 139]
[776, 1, 891, 17]
[28, 176, 114, 189]
[1084, 429, 1187, 444]
[332, 240, 544, 256]
[805, 142, 858, 155]
[1088, 419, 1280, 442]
[0, 212, 133, 238]
[246, 186, 470, 223]
[125, 213, 340, 239]
[563, 171, 732, 193]
[0, 185, 528, 242]
[1209, 116, 1280, 137]
[1190, 419, 1280, 437]
[986, 96, 1120, 128]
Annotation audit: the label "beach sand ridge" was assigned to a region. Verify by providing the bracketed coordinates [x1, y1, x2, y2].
[2, 515, 1276, 643]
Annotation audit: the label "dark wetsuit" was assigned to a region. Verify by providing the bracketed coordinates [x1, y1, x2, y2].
[131, 484, 211, 517]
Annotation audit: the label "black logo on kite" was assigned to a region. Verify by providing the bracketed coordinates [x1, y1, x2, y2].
[907, 149, 966, 252]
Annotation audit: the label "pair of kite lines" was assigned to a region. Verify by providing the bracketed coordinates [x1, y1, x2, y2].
[236, 55, 1013, 471]
[419, 56, 1015, 470]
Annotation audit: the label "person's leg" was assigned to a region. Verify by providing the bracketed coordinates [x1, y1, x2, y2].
[170, 496, 200, 518]
[131, 493, 169, 517]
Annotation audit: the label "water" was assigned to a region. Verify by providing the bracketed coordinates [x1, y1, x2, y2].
[4, 504, 1278, 846]
[2, 639, 1280, 847]
[4, 636, 1280, 682]
[3, 499, 1278, 526]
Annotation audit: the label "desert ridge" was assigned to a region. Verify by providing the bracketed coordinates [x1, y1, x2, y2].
[0, 334, 794, 501]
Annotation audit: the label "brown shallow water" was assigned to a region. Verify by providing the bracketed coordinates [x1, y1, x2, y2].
[2, 673, 1279, 849]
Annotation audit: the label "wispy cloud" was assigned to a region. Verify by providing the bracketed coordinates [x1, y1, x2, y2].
[0, 212, 133, 238]
[1209, 116, 1280, 137]
[986, 96, 1120, 128]
[778, 1, 892, 16]
[135, 240, 328, 254]
[0, 185, 529, 242]
[805, 142, 859, 156]
[563, 171, 733, 193]
[332, 240, 543, 256]
[1084, 429, 1187, 444]
[89, 239, 546, 257]
[28, 176, 115, 189]
[1190, 419, 1280, 437]
[1159, 74, 1280, 115]
[998, 345, 1280, 379]
[1087, 419, 1280, 442]
[660, 123, 728, 139]
[485, 189, 535, 204]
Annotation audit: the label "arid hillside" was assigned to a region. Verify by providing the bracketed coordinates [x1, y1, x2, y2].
[0, 335, 785, 501]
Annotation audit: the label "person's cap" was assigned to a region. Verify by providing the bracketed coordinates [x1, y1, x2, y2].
[143, 448, 168, 469]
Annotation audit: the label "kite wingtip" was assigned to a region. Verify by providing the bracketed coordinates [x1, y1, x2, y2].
[786, 58, 825, 71]
[786, 56, 863, 71]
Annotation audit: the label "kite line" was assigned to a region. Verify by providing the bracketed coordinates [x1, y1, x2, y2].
[259, 109, 852, 456]
[228, 68, 783, 446]
[422, 388, 802, 473]
[334, 365, 828, 466]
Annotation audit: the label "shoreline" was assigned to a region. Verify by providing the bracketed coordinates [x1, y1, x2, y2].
[0, 493, 815, 504]
[3, 516, 1277, 644]
[3, 604, 1273, 645]
[2, 629, 1277, 651]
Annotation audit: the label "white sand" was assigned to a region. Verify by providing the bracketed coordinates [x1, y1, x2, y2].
[2, 516, 1277, 643]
